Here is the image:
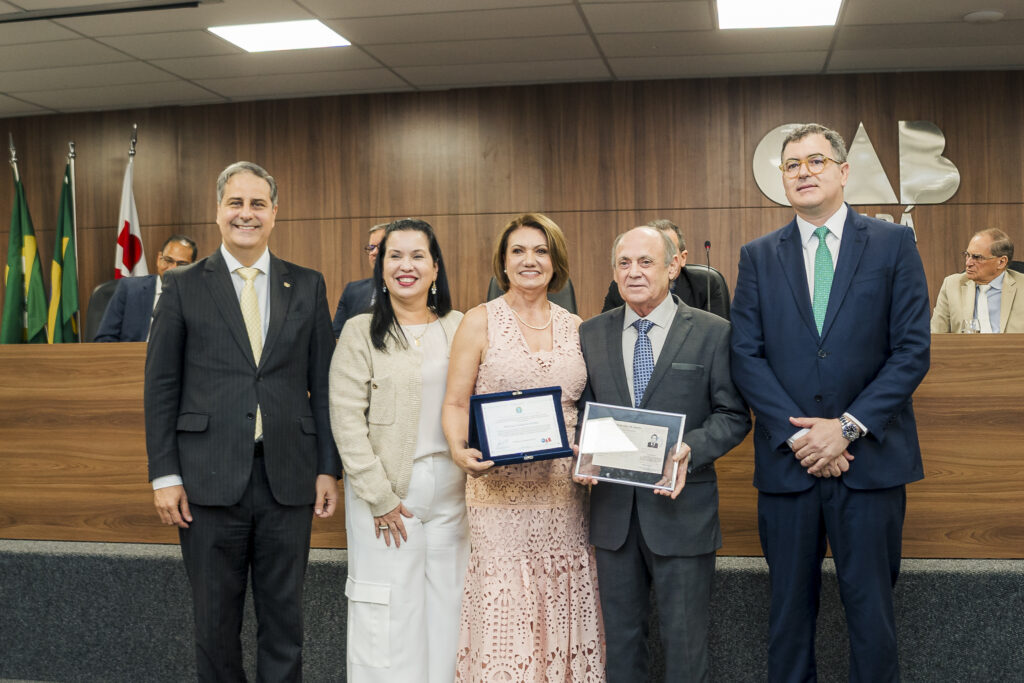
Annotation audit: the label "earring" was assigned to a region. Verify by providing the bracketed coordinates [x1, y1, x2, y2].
[382, 283, 387, 294]
[430, 282, 437, 296]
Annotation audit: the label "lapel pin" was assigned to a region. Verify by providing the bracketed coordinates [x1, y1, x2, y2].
[283, 282, 292, 288]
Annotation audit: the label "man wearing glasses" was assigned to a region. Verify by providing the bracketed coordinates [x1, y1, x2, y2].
[731, 123, 930, 682]
[331, 223, 386, 339]
[94, 234, 197, 342]
[931, 228, 1023, 333]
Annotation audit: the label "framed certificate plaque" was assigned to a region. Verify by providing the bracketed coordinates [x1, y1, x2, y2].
[575, 402, 686, 491]
[468, 386, 573, 466]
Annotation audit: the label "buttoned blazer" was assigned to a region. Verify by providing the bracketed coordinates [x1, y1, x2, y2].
[730, 207, 931, 494]
[144, 248, 340, 507]
[930, 269, 1024, 333]
[579, 299, 751, 557]
[94, 275, 156, 342]
[331, 277, 376, 339]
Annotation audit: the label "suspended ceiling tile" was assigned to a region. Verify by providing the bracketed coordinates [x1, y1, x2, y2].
[12, 79, 225, 111]
[98, 30, 240, 60]
[366, 35, 599, 67]
[396, 58, 610, 88]
[598, 26, 832, 57]
[302, 0, 566, 19]
[0, 60, 178, 91]
[582, 1, 713, 34]
[154, 47, 380, 80]
[327, 6, 587, 44]
[197, 68, 410, 99]
[610, 51, 827, 79]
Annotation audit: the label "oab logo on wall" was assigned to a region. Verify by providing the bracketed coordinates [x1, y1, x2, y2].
[752, 121, 960, 231]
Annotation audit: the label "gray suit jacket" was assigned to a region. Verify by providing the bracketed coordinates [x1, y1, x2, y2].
[144, 249, 340, 507]
[579, 299, 750, 557]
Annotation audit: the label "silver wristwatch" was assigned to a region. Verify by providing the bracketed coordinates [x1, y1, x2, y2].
[838, 414, 861, 442]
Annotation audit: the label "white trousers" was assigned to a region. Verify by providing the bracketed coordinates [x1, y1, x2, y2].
[345, 452, 469, 683]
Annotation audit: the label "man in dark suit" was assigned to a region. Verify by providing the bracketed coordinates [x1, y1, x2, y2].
[601, 219, 730, 319]
[578, 226, 750, 682]
[94, 234, 197, 341]
[145, 161, 340, 681]
[730, 124, 930, 682]
[331, 222, 385, 338]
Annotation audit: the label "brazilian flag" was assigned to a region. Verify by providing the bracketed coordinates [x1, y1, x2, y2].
[1, 172, 47, 344]
[47, 163, 78, 343]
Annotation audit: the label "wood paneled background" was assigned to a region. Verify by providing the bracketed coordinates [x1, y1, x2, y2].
[1, 71, 1023, 556]
[3, 336, 1023, 558]
[1, 70, 1022, 322]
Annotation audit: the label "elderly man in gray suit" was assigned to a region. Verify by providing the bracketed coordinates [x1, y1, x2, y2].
[145, 161, 340, 681]
[577, 226, 750, 682]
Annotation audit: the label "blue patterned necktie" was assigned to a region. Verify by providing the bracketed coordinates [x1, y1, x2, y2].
[632, 318, 655, 407]
[812, 226, 833, 334]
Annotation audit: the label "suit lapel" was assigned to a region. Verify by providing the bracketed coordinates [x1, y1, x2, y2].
[775, 219, 816, 335]
[1000, 273, 1017, 333]
[261, 254, 293, 365]
[641, 302, 692, 407]
[959, 276, 975, 322]
[820, 207, 867, 339]
[601, 308, 632, 406]
[203, 250, 257, 367]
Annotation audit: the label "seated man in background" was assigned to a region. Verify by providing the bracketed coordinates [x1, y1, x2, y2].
[94, 234, 197, 342]
[601, 219, 729, 319]
[931, 228, 1023, 333]
[331, 222, 386, 338]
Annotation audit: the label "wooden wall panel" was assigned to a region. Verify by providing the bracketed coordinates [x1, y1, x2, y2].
[2, 71, 1024, 326]
[3, 337, 1022, 557]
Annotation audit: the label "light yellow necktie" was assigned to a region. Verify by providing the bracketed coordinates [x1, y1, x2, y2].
[237, 267, 263, 440]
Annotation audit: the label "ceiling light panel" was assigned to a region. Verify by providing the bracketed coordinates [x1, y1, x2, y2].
[209, 19, 349, 52]
[717, 0, 842, 29]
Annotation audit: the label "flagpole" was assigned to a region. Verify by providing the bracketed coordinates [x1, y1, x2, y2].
[8, 132, 18, 182]
[129, 123, 137, 158]
[68, 141, 82, 342]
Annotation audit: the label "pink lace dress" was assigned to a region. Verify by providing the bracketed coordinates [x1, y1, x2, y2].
[455, 297, 605, 682]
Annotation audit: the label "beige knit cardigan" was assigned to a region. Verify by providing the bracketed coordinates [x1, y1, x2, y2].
[328, 310, 463, 516]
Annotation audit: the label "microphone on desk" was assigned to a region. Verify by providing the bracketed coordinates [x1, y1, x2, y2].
[704, 241, 712, 312]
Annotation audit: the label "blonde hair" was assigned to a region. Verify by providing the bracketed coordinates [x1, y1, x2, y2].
[492, 213, 570, 292]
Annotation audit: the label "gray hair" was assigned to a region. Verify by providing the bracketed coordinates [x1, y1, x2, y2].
[781, 123, 848, 164]
[368, 223, 388, 236]
[975, 228, 1014, 261]
[216, 161, 278, 206]
[645, 219, 685, 252]
[610, 227, 677, 269]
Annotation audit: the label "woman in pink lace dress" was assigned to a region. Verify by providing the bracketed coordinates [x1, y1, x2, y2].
[442, 213, 605, 682]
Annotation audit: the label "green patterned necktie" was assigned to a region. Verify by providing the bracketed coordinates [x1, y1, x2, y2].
[812, 226, 833, 333]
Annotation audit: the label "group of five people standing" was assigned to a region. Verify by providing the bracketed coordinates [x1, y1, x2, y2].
[146, 121, 930, 682]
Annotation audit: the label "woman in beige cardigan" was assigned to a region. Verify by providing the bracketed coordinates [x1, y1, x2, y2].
[329, 219, 467, 683]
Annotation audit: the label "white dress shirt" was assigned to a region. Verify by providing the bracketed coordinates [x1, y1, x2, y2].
[621, 294, 677, 407]
[976, 271, 1004, 333]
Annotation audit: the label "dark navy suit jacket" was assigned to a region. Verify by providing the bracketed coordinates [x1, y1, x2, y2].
[331, 277, 375, 339]
[730, 206, 931, 494]
[94, 275, 156, 342]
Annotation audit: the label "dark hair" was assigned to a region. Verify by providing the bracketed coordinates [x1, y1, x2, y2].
[160, 234, 198, 262]
[491, 213, 570, 293]
[780, 123, 848, 164]
[217, 161, 278, 206]
[370, 219, 453, 351]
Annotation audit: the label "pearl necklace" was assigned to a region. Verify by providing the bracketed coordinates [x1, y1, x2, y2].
[510, 305, 553, 330]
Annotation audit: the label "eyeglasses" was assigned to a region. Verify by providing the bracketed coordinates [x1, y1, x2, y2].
[159, 255, 193, 267]
[363, 244, 380, 254]
[962, 251, 1000, 263]
[779, 154, 842, 178]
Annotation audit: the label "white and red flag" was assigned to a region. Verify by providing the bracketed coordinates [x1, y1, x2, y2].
[114, 157, 147, 278]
